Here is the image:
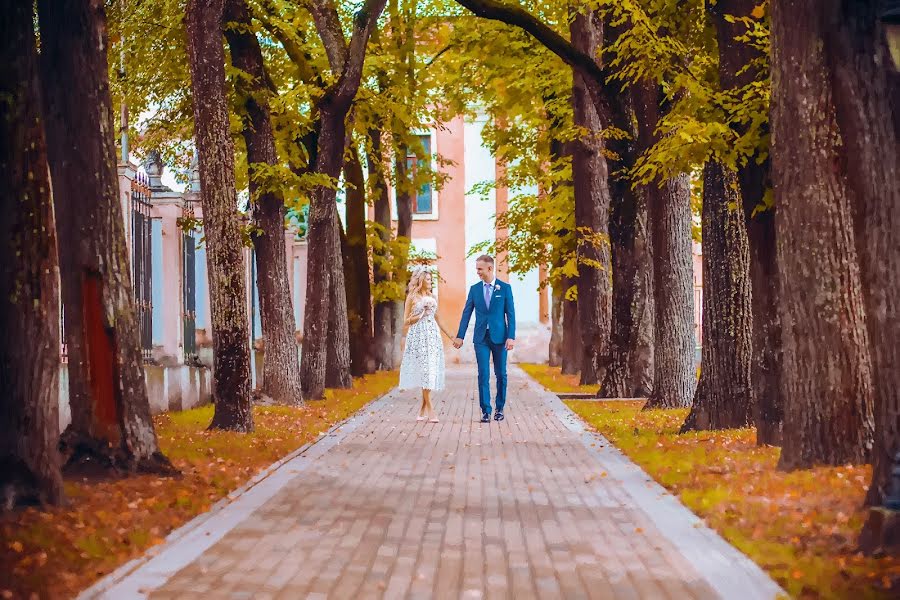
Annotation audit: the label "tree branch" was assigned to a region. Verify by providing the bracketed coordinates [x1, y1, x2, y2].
[308, 0, 350, 72]
[327, 0, 388, 110]
[453, 0, 609, 83]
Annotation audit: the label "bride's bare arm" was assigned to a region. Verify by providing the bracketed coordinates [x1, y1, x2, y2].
[403, 296, 422, 329]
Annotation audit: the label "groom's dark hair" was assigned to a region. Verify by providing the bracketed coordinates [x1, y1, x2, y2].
[476, 254, 494, 265]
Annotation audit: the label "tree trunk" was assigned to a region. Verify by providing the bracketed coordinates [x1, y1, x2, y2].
[0, 0, 65, 509]
[224, 0, 302, 406]
[548, 286, 563, 367]
[818, 2, 900, 506]
[599, 69, 654, 399]
[632, 82, 696, 410]
[710, 0, 783, 445]
[185, 0, 254, 431]
[367, 127, 395, 370]
[392, 139, 414, 365]
[770, 0, 874, 469]
[343, 145, 375, 376]
[37, 0, 175, 468]
[302, 107, 353, 398]
[570, 8, 612, 386]
[300, 0, 389, 397]
[682, 162, 752, 432]
[560, 277, 582, 375]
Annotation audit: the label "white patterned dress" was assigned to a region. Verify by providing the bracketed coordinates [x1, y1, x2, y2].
[399, 295, 446, 391]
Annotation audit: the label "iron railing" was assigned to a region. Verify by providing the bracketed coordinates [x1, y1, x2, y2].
[182, 200, 198, 363]
[131, 173, 153, 361]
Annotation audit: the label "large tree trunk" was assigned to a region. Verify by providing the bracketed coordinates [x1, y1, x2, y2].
[770, 0, 874, 469]
[599, 69, 654, 399]
[0, 0, 64, 508]
[224, 0, 302, 406]
[185, 0, 254, 431]
[392, 140, 414, 365]
[301, 0, 386, 398]
[710, 0, 783, 445]
[37, 0, 175, 468]
[548, 286, 563, 367]
[633, 82, 696, 410]
[682, 162, 752, 432]
[302, 110, 353, 398]
[367, 127, 396, 370]
[560, 277, 582, 375]
[343, 145, 375, 376]
[817, 2, 900, 507]
[570, 8, 612, 386]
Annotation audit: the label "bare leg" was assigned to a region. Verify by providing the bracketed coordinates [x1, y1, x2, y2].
[424, 389, 437, 422]
[417, 390, 426, 420]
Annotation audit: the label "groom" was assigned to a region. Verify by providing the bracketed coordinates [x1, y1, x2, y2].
[454, 254, 516, 423]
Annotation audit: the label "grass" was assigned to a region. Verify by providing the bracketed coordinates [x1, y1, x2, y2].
[562, 398, 900, 600]
[0, 370, 397, 600]
[519, 362, 599, 395]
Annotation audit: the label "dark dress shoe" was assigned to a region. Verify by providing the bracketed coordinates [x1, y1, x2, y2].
[481, 413, 491, 423]
[494, 412, 504, 421]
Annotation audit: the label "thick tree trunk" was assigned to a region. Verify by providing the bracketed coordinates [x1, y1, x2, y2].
[185, 0, 254, 431]
[224, 0, 302, 405]
[367, 127, 395, 370]
[392, 140, 414, 365]
[770, 0, 874, 469]
[711, 0, 783, 445]
[343, 145, 375, 376]
[302, 108, 353, 398]
[570, 8, 612, 386]
[632, 82, 696, 410]
[560, 278, 582, 375]
[0, 0, 65, 508]
[682, 162, 752, 432]
[818, 2, 900, 507]
[599, 71, 654, 399]
[548, 286, 563, 367]
[37, 0, 175, 467]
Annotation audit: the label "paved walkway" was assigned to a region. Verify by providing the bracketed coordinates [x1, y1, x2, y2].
[81, 366, 782, 600]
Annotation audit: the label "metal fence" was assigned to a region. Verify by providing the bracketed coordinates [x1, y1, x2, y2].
[131, 173, 153, 361]
[182, 200, 198, 363]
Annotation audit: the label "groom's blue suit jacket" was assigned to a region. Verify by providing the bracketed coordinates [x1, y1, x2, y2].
[456, 280, 516, 345]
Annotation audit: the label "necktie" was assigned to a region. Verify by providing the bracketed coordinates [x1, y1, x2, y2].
[484, 283, 492, 309]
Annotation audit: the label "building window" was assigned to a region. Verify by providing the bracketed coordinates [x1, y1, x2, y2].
[407, 134, 434, 215]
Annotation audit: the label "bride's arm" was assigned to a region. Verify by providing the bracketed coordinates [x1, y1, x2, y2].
[404, 296, 423, 329]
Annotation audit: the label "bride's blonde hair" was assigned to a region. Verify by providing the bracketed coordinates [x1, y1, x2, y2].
[407, 269, 431, 299]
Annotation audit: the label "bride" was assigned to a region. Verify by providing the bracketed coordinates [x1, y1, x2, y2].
[399, 268, 450, 422]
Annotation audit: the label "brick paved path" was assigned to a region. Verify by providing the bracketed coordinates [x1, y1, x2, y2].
[82, 366, 782, 600]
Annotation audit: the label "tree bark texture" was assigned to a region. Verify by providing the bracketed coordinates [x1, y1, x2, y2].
[185, 0, 254, 431]
[818, 2, 900, 505]
[599, 71, 654, 399]
[367, 128, 396, 370]
[633, 82, 696, 410]
[548, 286, 563, 367]
[392, 140, 414, 367]
[300, 0, 387, 399]
[37, 0, 174, 468]
[224, 0, 303, 406]
[570, 8, 613, 386]
[343, 145, 375, 376]
[560, 277, 582, 376]
[0, 0, 65, 508]
[770, 0, 875, 469]
[682, 162, 753, 432]
[710, 0, 783, 445]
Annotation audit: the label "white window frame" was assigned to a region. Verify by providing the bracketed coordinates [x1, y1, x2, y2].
[392, 129, 439, 221]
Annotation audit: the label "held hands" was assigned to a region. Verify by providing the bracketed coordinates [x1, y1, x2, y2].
[453, 337, 464, 349]
[506, 339, 515, 351]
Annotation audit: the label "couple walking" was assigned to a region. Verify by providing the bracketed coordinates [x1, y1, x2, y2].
[398, 254, 516, 423]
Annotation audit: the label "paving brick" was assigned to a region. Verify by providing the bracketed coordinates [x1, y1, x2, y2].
[118, 367, 783, 600]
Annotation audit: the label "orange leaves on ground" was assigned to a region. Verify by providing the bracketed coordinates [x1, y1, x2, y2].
[566, 399, 900, 600]
[0, 370, 397, 600]
[519, 363, 598, 395]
